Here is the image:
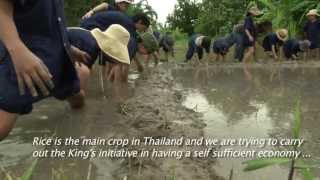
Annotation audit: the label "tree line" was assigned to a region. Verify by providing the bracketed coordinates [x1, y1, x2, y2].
[166, 0, 320, 37]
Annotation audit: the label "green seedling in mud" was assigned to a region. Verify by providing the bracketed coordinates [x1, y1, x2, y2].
[243, 100, 320, 180]
[1, 159, 38, 180]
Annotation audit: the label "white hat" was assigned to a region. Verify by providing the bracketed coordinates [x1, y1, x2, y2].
[306, 9, 320, 17]
[91, 24, 130, 65]
[115, 0, 134, 4]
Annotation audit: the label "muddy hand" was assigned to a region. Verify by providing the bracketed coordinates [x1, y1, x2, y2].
[70, 46, 91, 66]
[11, 45, 54, 97]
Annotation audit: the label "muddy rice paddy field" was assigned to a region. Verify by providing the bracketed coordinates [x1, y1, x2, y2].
[1, 54, 320, 179]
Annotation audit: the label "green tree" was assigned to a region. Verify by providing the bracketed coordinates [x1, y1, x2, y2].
[166, 0, 201, 36]
[195, 0, 251, 37]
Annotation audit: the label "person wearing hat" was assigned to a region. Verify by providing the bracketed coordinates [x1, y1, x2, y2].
[243, 6, 263, 63]
[304, 9, 320, 59]
[80, 11, 150, 61]
[262, 29, 288, 61]
[67, 25, 131, 99]
[82, 0, 134, 19]
[0, 0, 92, 140]
[283, 39, 311, 60]
[80, 11, 150, 78]
[185, 34, 211, 64]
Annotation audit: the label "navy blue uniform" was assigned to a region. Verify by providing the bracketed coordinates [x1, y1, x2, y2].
[153, 31, 161, 41]
[304, 20, 320, 49]
[283, 39, 301, 59]
[68, 28, 99, 68]
[262, 33, 282, 52]
[243, 16, 256, 47]
[159, 34, 174, 52]
[186, 34, 209, 61]
[80, 11, 137, 59]
[0, 0, 79, 115]
[213, 33, 237, 55]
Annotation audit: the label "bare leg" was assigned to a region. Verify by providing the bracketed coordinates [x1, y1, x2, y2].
[243, 47, 254, 63]
[76, 64, 91, 96]
[0, 110, 17, 141]
[134, 57, 144, 73]
[153, 52, 160, 66]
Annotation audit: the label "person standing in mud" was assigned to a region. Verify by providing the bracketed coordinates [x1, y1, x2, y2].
[0, 0, 91, 140]
[242, 7, 263, 63]
[82, 0, 134, 19]
[304, 9, 320, 59]
[283, 39, 311, 60]
[185, 34, 211, 64]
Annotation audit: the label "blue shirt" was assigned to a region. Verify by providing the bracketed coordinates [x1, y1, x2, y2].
[14, 0, 71, 57]
[212, 34, 236, 55]
[304, 20, 320, 49]
[243, 16, 256, 45]
[262, 33, 282, 52]
[80, 11, 137, 59]
[68, 28, 99, 68]
[283, 39, 301, 58]
[153, 31, 161, 41]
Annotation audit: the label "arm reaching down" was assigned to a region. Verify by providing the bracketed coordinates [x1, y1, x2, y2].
[0, 0, 54, 97]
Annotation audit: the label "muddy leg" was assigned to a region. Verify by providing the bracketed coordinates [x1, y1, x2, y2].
[134, 57, 144, 73]
[153, 52, 160, 67]
[0, 110, 18, 141]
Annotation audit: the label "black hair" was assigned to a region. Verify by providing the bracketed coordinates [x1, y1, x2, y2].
[202, 37, 211, 53]
[132, 13, 150, 27]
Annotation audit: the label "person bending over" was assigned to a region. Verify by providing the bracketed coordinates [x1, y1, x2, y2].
[185, 34, 211, 64]
[0, 0, 90, 141]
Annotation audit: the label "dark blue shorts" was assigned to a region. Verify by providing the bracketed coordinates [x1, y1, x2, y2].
[0, 41, 80, 115]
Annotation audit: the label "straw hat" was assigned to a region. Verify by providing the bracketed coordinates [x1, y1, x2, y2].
[115, 0, 134, 4]
[248, 7, 263, 16]
[91, 24, 130, 65]
[306, 9, 320, 17]
[276, 29, 289, 41]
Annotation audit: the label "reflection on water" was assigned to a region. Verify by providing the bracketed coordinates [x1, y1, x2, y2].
[175, 65, 320, 180]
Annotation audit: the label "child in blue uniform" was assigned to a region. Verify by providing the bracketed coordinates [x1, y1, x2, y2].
[242, 7, 263, 63]
[159, 32, 175, 61]
[0, 0, 90, 140]
[283, 39, 311, 60]
[68, 25, 132, 97]
[212, 33, 237, 62]
[185, 34, 211, 64]
[304, 9, 320, 59]
[262, 29, 288, 61]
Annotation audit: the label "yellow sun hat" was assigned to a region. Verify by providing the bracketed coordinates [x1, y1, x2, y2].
[91, 24, 130, 65]
[306, 9, 320, 17]
[276, 29, 289, 41]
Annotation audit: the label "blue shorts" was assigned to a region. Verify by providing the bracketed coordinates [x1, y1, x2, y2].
[0, 41, 80, 115]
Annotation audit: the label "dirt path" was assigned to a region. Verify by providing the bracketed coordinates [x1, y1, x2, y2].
[102, 63, 224, 180]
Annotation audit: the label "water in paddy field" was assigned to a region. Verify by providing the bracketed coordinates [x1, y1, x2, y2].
[0, 68, 141, 179]
[174, 64, 320, 180]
